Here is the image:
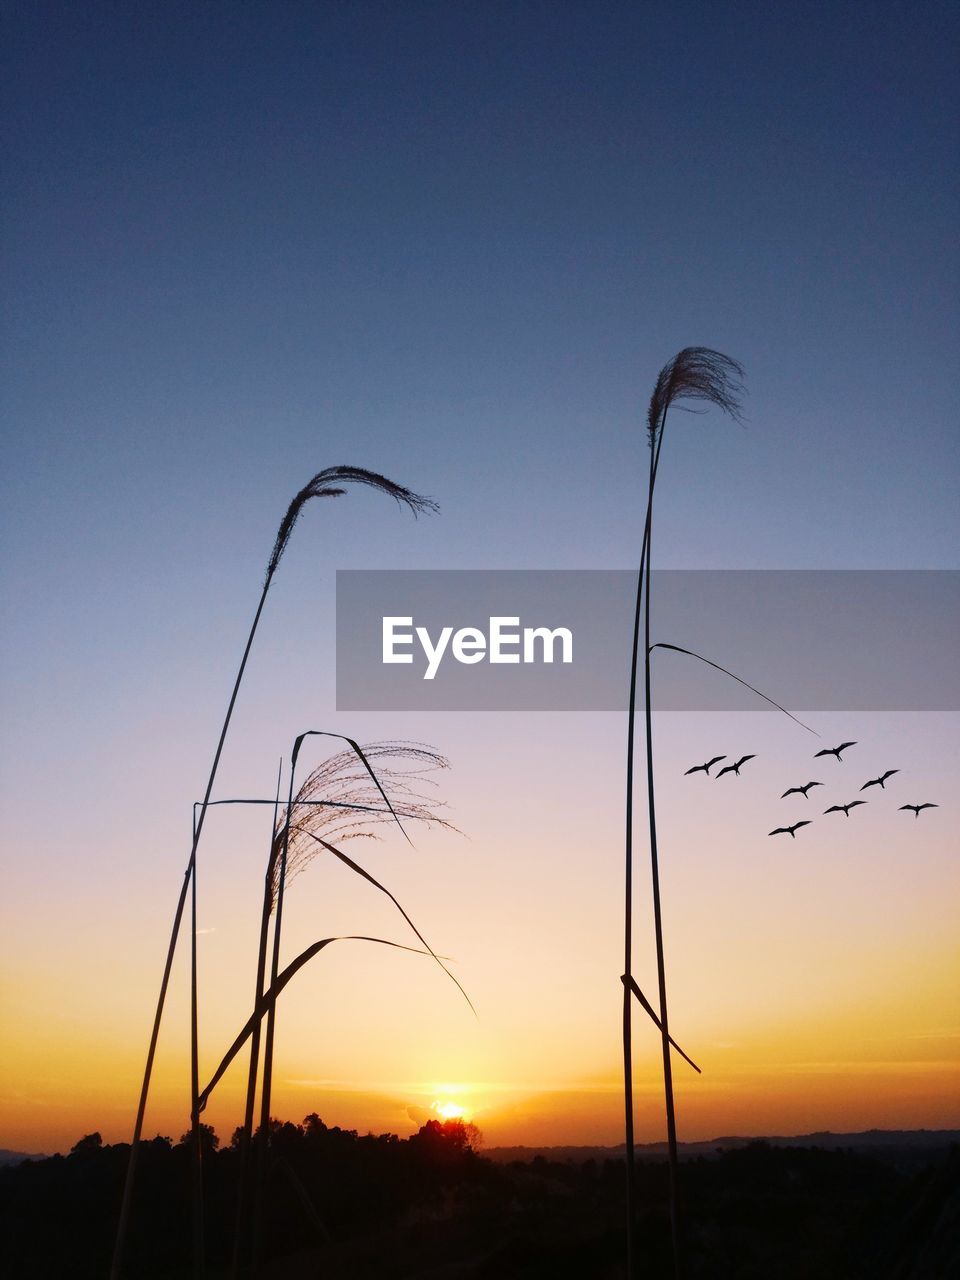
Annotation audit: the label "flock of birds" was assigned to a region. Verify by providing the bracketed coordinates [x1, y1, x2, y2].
[684, 741, 940, 839]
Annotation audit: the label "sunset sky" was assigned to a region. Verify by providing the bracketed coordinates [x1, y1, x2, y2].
[2, 2, 958, 1157]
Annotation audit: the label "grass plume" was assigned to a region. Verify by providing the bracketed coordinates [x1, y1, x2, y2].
[113, 467, 436, 1280]
[238, 736, 464, 1273]
[270, 742, 456, 900]
[623, 348, 744, 1278]
[267, 466, 438, 579]
[646, 347, 745, 446]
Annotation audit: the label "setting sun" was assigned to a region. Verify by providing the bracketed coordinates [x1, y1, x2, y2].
[432, 1100, 466, 1121]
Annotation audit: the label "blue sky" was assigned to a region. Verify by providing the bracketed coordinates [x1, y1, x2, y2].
[2, 2, 958, 1148]
[4, 1, 957, 749]
[5, 1, 957, 574]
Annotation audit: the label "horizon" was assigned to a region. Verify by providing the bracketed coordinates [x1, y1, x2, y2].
[8, 1119, 960, 1165]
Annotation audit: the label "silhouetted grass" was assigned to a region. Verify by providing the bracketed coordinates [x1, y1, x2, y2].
[624, 349, 744, 1277]
[232, 737, 469, 1272]
[112, 467, 436, 1280]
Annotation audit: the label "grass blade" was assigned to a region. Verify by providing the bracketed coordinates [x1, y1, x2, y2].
[197, 936, 448, 1112]
[621, 976, 701, 1074]
[650, 642, 819, 736]
[307, 833, 476, 1016]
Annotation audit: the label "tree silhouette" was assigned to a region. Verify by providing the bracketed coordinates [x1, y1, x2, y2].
[179, 1124, 219, 1157]
[409, 1119, 482, 1162]
[70, 1133, 103, 1156]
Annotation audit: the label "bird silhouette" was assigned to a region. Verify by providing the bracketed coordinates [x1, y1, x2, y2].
[814, 741, 857, 761]
[899, 803, 938, 818]
[780, 781, 823, 799]
[769, 821, 812, 839]
[684, 755, 726, 776]
[824, 801, 867, 817]
[716, 755, 756, 778]
[860, 769, 899, 792]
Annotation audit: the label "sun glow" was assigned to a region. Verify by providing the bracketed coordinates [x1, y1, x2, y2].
[432, 1099, 466, 1121]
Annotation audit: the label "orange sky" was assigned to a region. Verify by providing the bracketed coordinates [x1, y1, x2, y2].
[2, 710, 957, 1156]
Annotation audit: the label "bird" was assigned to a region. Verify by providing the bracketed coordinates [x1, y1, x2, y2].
[780, 781, 823, 799]
[716, 755, 755, 778]
[685, 755, 726, 776]
[814, 741, 857, 761]
[899, 803, 938, 818]
[769, 821, 812, 839]
[860, 769, 899, 792]
[824, 801, 867, 817]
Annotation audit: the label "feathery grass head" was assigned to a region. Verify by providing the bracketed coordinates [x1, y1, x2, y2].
[266, 466, 439, 579]
[269, 741, 456, 909]
[647, 347, 745, 446]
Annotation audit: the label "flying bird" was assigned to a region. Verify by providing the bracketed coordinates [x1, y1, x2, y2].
[716, 755, 756, 778]
[780, 781, 823, 799]
[860, 769, 899, 792]
[899, 803, 938, 818]
[824, 801, 867, 817]
[685, 755, 726, 776]
[769, 821, 812, 839]
[814, 741, 857, 761]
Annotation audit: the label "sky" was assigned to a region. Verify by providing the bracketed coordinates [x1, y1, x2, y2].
[1, 1, 958, 1155]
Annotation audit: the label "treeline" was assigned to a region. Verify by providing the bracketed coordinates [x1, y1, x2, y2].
[1, 1120, 957, 1278]
[1, 1115, 488, 1278]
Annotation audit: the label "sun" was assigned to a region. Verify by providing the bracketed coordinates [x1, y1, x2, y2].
[432, 1099, 466, 1121]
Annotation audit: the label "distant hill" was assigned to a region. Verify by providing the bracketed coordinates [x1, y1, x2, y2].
[0, 1148, 48, 1167]
[485, 1128, 960, 1165]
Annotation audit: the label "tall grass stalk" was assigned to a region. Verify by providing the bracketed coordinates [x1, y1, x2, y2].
[229, 762, 284, 1278]
[190, 808, 204, 1278]
[624, 350, 744, 1278]
[111, 468, 436, 1280]
[257, 733, 411, 1168]
[180, 776, 458, 1277]
[243, 735, 464, 1271]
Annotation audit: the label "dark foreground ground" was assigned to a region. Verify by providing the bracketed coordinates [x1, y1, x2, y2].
[1, 1118, 957, 1279]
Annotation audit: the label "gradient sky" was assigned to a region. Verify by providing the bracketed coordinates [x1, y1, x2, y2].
[2, 1, 958, 1155]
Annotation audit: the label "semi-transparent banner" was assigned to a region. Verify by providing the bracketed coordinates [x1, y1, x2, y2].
[335, 570, 959, 712]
